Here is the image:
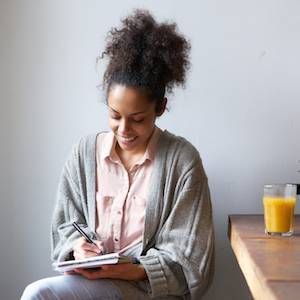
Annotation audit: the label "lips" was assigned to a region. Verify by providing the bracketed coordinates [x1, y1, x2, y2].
[117, 135, 137, 144]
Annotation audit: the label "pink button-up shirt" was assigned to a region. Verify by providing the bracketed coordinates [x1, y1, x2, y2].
[95, 127, 161, 254]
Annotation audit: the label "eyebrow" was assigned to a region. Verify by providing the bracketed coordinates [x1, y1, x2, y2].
[109, 107, 147, 116]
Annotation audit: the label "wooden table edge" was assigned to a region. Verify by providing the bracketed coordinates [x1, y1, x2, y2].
[228, 215, 279, 300]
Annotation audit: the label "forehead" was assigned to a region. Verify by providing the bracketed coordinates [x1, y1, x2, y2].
[107, 84, 154, 112]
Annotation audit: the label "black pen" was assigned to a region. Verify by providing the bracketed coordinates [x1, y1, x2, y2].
[72, 221, 99, 248]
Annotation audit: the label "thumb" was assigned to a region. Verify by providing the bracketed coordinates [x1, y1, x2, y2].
[93, 240, 105, 254]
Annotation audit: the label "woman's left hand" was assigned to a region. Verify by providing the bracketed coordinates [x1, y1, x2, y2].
[73, 263, 147, 281]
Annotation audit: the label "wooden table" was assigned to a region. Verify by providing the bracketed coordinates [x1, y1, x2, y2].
[228, 215, 300, 300]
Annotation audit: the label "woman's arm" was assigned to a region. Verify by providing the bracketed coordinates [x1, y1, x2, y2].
[140, 178, 214, 298]
[51, 142, 96, 262]
[73, 263, 147, 281]
[138, 154, 214, 299]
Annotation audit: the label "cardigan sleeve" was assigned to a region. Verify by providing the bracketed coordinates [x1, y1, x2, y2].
[50, 142, 96, 262]
[139, 156, 214, 299]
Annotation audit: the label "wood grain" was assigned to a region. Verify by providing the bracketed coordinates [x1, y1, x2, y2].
[228, 215, 300, 300]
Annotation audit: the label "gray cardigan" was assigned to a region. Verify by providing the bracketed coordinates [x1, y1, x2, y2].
[51, 130, 214, 299]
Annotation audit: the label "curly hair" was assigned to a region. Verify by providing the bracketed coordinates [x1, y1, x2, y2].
[99, 9, 191, 103]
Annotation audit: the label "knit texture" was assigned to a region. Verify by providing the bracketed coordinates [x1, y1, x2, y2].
[51, 130, 214, 299]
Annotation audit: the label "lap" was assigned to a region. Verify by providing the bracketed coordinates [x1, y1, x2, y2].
[21, 274, 150, 300]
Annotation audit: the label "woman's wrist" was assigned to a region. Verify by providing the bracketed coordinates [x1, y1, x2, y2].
[135, 264, 148, 281]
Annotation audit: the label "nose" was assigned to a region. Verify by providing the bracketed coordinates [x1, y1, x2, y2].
[119, 118, 131, 134]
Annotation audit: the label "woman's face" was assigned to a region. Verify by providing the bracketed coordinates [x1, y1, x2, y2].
[107, 84, 165, 154]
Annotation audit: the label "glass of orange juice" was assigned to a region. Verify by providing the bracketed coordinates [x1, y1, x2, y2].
[263, 184, 297, 236]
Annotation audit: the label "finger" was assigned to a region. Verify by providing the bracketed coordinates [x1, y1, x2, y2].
[73, 249, 100, 260]
[74, 237, 99, 251]
[92, 240, 105, 254]
[74, 240, 100, 255]
[64, 271, 76, 275]
[81, 243, 101, 253]
[100, 265, 116, 271]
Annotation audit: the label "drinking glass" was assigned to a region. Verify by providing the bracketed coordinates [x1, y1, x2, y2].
[263, 184, 297, 236]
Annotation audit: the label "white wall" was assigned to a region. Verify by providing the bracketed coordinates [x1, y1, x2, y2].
[0, 1, 12, 299]
[1, 1, 300, 299]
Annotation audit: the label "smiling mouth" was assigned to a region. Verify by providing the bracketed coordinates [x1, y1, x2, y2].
[117, 135, 137, 143]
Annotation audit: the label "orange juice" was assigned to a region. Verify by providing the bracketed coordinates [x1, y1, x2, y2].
[263, 196, 296, 233]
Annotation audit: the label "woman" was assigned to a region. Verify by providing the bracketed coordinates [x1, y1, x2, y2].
[22, 9, 214, 300]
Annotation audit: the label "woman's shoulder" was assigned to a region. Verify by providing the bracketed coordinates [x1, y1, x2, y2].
[160, 129, 201, 160]
[70, 131, 108, 158]
[158, 130, 206, 179]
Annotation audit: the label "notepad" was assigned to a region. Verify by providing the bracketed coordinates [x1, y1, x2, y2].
[52, 253, 134, 272]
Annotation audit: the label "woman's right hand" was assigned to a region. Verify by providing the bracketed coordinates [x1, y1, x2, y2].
[73, 237, 104, 260]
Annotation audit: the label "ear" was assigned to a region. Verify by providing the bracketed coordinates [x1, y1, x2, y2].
[155, 98, 167, 116]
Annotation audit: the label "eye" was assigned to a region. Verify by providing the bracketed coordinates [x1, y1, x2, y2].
[110, 114, 120, 120]
[133, 118, 144, 123]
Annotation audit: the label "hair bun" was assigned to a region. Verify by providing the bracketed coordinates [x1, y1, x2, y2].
[101, 9, 191, 100]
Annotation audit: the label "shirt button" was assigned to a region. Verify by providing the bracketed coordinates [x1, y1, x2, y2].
[117, 211, 122, 215]
[114, 237, 119, 242]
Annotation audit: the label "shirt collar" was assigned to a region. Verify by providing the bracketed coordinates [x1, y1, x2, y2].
[142, 126, 161, 163]
[100, 127, 162, 165]
[100, 131, 118, 163]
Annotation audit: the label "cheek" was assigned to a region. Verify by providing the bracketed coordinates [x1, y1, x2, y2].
[108, 119, 118, 131]
[138, 122, 156, 137]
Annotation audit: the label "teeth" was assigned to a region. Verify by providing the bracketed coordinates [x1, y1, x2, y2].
[119, 136, 136, 142]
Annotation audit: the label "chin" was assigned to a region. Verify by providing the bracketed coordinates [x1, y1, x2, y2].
[117, 138, 139, 150]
